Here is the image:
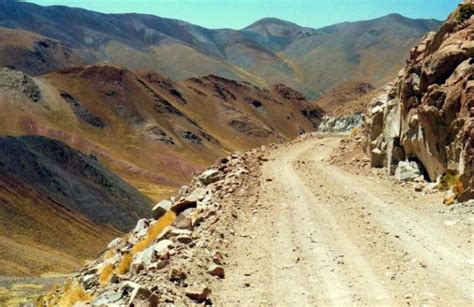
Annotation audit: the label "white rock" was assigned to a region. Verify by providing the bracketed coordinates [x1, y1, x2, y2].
[133, 219, 149, 239]
[106, 237, 123, 250]
[198, 169, 223, 185]
[153, 239, 174, 257]
[395, 160, 422, 182]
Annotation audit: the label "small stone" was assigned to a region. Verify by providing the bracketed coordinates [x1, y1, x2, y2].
[213, 251, 224, 265]
[207, 264, 225, 278]
[173, 215, 193, 229]
[414, 184, 424, 192]
[92, 291, 123, 306]
[107, 237, 124, 250]
[177, 235, 193, 244]
[80, 274, 97, 290]
[168, 268, 187, 282]
[128, 286, 151, 305]
[153, 239, 174, 258]
[185, 286, 211, 302]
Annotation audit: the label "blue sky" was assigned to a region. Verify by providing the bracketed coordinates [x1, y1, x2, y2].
[27, 0, 458, 29]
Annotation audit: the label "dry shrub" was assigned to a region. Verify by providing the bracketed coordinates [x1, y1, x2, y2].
[438, 171, 464, 195]
[103, 249, 115, 260]
[38, 281, 91, 306]
[113, 211, 176, 276]
[115, 253, 132, 275]
[98, 263, 114, 285]
[132, 211, 176, 255]
[58, 281, 91, 306]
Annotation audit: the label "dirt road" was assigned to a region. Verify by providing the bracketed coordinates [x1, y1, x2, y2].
[214, 136, 473, 306]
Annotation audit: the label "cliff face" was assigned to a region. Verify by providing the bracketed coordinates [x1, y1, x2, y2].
[365, 2, 473, 201]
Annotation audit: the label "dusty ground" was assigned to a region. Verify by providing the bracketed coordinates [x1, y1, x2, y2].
[214, 136, 473, 306]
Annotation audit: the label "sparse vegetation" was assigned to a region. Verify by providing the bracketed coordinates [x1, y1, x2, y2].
[103, 249, 115, 260]
[98, 263, 114, 285]
[456, 2, 474, 23]
[37, 281, 91, 306]
[132, 211, 176, 255]
[115, 253, 132, 275]
[112, 211, 177, 276]
[437, 171, 464, 195]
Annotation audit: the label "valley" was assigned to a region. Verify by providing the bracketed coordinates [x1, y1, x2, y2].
[0, 0, 472, 305]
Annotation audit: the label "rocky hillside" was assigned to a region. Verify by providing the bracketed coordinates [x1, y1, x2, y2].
[39, 144, 269, 305]
[364, 1, 473, 202]
[0, 1, 442, 98]
[313, 81, 374, 114]
[0, 135, 152, 276]
[0, 27, 83, 75]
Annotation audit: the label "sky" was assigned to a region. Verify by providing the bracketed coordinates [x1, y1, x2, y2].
[27, 0, 458, 29]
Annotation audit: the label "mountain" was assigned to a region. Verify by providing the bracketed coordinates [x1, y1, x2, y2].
[0, 135, 152, 276]
[0, 1, 442, 98]
[0, 0, 445, 280]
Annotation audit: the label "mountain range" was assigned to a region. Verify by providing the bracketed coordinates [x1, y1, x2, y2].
[0, 1, 441, 98]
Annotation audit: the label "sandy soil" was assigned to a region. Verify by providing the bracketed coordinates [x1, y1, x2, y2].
[214, 136, 473, 306]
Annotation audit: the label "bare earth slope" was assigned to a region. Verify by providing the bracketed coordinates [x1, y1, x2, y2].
[0, 135, 152, 276]
[215, 136, 473, 305]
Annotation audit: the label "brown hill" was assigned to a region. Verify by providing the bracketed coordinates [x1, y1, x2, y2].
[314, 81, 375, 115]
[0, 135, 152, 276]
[0, 65, 323, 276]
[0, 27, 83, 75]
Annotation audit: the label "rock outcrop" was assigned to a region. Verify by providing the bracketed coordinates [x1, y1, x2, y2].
[364, 2, 473, 201]
[318, 113, 364, 133]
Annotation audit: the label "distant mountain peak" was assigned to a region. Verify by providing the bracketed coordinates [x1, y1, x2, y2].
[244, 17, 303, 30]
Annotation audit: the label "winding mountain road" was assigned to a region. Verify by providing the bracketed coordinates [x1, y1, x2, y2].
[214, 136, 473, 306]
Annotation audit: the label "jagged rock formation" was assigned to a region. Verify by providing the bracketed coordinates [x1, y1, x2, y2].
[39, 145, 270, 305]
[364, 2, 473, 201]
[318, 113, 364, 133]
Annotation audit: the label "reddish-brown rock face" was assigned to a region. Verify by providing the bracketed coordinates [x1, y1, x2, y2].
[365, 3, 473, 201]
